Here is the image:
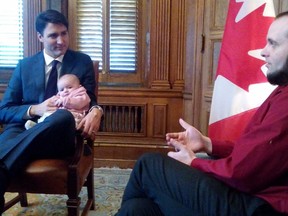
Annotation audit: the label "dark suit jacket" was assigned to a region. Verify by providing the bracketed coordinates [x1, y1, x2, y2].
[0, 50, 97, 163]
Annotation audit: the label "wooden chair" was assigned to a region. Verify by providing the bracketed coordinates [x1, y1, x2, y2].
[3, 61, 99, 216]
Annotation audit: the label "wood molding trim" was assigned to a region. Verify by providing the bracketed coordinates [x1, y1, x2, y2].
[170, 0, 186, 90]
[152, 104, 167, 137]
[23, 0, 42, 57]
[150, 0, 171, 89]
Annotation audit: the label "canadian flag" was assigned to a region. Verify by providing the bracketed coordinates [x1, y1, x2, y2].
[208, 0, 276, 142]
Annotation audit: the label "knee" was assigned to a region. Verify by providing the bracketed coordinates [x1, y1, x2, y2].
[135, 152, 166, 169]
[54, 109, 74, 121]
[138, 152, 164, 164]
[47, 109, 75, 128]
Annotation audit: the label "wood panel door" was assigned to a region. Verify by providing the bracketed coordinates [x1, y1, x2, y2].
[199, 0, 229, 136]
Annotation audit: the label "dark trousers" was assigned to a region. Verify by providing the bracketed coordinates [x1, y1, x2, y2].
[0, 109, 76, 175]
[0, 109, 76, 214]
[116, 153, 280, 216]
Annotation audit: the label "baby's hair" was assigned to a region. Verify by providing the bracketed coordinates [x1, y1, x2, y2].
[59, 74, 80, 85]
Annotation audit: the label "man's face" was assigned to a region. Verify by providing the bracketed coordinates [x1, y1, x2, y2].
[261, 16, 288, 86]
[37, 23, 69, 58]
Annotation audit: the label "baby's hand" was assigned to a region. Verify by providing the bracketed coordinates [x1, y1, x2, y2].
[51, 95, 60, 107]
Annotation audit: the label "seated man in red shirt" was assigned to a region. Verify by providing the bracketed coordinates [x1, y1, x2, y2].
[115, 11, 288, 216]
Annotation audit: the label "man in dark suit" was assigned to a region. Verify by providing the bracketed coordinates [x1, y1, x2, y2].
[0, 9, 103, 213]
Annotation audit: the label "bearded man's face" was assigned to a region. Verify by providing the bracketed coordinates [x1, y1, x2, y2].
[261, 16, 288, 86]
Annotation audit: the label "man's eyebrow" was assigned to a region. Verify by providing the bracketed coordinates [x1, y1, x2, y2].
[47, 32, 58, 37]
[47, 30, 67, 37]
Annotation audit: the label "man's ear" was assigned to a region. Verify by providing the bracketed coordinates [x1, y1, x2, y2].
[37, 32, 43, 42]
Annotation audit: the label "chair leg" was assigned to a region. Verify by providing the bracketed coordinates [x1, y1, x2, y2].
[3, 192, 28, 212]
[19, 192, 28, 207]
[86, 168, 95, 210]
[81, 168, 95, 215]
[66, 197, 80, 216]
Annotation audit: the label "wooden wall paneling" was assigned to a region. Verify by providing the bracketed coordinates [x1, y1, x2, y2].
[67, 1, 77, 50]
[98, 88, 183, 135]
[183, 0, 204, 128]
[201, 37, 222, 133]
[278, 0, 288, 11]
[274, 0, 288, 13]
[170, 0, 185, 90]
[99, 102, 147, 136]
[150, 0, 171, 89]
[152, 104, 167, 137]
[164, 96, 183, 133]
[23, 0, 42, 57]
[95, 88, 183, 168]
[93, 144, 171, 168]
[45, 0, 68, 18]
[199, 0, 228, 135]
[138, 0, 149, 87]
[211, 0, 229, 31]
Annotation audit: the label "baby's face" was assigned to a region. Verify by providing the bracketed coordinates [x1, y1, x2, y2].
[58, 76, 79, 95]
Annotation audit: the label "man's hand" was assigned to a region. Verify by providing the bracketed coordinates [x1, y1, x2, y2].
[30, 96, 59, 117]
[167, 138, 196, 165]
[77, 107, 102, 140]
[166, 118, 213, 154]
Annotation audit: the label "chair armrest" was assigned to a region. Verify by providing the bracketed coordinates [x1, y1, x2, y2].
[67, 133, 94, 193]
[68, 133, 85, 168]
[68, 133, 94, 168]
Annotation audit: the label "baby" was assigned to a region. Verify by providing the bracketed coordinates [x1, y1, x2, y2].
[25, 74, 91, 129]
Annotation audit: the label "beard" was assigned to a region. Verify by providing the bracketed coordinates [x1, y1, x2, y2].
[267, 57, 288, 86]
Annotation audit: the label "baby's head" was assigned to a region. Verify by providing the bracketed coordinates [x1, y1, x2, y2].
[57, 74, 80, 95]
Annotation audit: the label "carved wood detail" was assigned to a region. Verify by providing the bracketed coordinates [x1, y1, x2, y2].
[150, 0, 171, 89]
[152, 104, 167, 137]
[170, 0, 186, 90]
[100, 103, 147, 136]
[23, 0, 42, 57]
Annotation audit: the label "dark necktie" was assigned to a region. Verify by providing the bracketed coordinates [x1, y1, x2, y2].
[44, 60, 59, 100]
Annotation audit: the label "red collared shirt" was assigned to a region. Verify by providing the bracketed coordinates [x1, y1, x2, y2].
[192, 85, 288, 214]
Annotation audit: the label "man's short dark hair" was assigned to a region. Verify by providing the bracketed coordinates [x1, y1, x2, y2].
[35, 9, 69, 35]
[276, 11, 288, 19]
[276, 11, 288, 39]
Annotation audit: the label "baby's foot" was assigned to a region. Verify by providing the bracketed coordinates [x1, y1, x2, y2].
[25, 120, 37, 130]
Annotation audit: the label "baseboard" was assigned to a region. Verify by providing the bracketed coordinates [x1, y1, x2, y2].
[93, 141, 171, 169]
[94, 158, 136, 169]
